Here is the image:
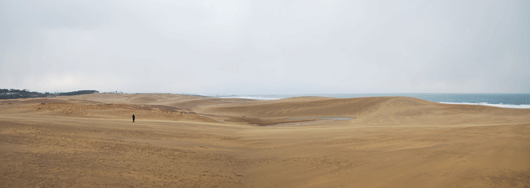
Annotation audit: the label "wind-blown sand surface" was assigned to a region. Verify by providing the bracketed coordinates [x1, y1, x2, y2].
[1, 93, 529, 187]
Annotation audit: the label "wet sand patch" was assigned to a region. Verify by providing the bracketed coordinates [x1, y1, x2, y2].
[286, 117, 355, 120]
[265, 117, 355, 127]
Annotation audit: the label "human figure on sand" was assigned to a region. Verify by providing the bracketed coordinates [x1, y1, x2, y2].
[132, 114, 135, 123]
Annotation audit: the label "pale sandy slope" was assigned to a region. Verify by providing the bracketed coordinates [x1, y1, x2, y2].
[0, 94, 529, 188]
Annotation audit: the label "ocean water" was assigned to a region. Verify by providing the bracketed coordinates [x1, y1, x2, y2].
[212, 93, 530, 109]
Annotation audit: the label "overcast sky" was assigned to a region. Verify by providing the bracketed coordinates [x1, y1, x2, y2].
[1, 0, 529, 94]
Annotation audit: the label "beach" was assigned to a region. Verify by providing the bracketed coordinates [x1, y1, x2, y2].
[1, 93, 529, 187]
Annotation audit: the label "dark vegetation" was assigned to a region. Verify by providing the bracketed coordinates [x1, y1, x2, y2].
[0, 89, 98, 99]
[57, 90, 99, 96]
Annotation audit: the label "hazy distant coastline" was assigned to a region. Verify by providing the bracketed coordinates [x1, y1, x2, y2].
[0, 89, 98, 99]
[3, 90, 529, 109]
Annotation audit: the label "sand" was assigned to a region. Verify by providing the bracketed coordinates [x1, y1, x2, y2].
[0, 93, 529, 187]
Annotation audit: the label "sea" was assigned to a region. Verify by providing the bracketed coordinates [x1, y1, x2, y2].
[206, 93, 530, 109]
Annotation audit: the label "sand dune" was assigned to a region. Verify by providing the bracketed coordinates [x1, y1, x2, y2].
[1, 94, 529, 187]
[208, 96, 530, 126]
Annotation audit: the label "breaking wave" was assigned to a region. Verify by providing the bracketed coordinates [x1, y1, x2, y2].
[439, 102, 530, 109]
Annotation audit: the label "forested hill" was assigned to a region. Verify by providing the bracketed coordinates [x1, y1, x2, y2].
[0, 89, 99, 99]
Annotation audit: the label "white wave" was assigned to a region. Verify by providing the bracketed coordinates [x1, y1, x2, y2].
[219, 96, 282, 100]
[440, 102, 530, 109]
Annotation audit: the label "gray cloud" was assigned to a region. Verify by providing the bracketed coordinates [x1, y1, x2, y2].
[1, 0, 529, 94]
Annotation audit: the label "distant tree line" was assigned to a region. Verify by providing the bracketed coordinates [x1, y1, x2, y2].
[0, 89, 99, 99]
[57, 90, 99, 96]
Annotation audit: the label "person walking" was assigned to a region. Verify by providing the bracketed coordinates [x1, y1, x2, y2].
[132, 114, 135, 123]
